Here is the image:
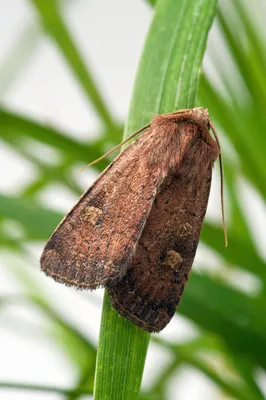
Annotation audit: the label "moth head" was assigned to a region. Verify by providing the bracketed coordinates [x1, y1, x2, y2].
[190, 107, 209, 127]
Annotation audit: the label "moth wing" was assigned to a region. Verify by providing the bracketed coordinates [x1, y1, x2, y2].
[40, 129, 163, 289]
[107, 123, 219, 331]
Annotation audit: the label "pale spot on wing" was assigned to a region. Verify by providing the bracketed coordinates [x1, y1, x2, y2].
[179, 222, 193, 237]
[163, 250, 183, 271]
[79, 206, 103, 226]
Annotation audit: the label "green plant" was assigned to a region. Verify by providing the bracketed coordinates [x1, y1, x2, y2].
[0, 0, 266, 399]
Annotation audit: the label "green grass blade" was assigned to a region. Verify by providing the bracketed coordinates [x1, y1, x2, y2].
[153, 338, 258, 400]
[0, 382, 92, 397]
[29, 0, 117, 131]
[94, 293, 150, 400]
[179, 272, 266, 369]
[126, 0, 217, 131]
[146, 0, 157, 6]
[0, 194, 61, 240]
[223, 159, 253, 244]
[202, 222, 266, 281]
[217, 5, 266, 107]
[5, 259, 96, 374]
[198, 75, 266, 198]
[0, 107, 112, 169]
[0, 23, 41, 97]
[94, 0, 217, 399]
[3, 191, 266, 370]
[0, 108, 95, 159]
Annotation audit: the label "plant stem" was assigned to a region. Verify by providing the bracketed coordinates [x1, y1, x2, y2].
[94, 0, 217, 399]
[94, 293, 150, 400]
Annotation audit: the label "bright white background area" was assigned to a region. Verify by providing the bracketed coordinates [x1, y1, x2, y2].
[0, 1, 265, 399]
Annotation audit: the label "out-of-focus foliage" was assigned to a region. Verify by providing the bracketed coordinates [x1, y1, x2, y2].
[0, 0, 266, 399]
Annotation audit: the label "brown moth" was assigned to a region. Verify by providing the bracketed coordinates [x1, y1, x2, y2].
[40, 107, 225, 332]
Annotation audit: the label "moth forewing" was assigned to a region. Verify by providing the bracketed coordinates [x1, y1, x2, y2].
[40, 121, 176, 289]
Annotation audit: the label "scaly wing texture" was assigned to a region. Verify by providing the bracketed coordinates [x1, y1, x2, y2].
[107, 121, 220, 332]
[40, 126, 169, 289]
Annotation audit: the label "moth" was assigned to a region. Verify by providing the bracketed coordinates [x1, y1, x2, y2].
[40, 107, 226, 332]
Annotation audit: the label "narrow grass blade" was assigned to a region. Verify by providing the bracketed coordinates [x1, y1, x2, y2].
[94, 1, 217, 399]
[179, 272, 266, 369]
[94, 293, 150, 400]
[0, 194, 61, 240]
[29, 0, 117, 131]
[0, 382, 92, 397]
[0, 107, 109, 166]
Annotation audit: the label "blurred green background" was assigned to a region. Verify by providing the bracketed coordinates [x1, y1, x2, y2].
[0, 0, 266, 399]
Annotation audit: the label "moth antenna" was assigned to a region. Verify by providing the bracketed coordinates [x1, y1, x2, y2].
[81, 123, 151, 171]
[209, 120, 228, 247]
